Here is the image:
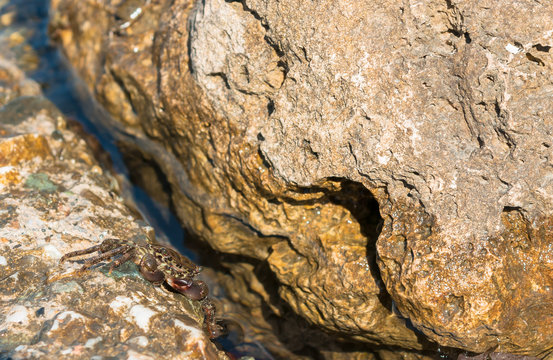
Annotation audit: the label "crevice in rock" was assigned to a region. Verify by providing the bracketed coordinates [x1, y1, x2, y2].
[225, 0, 269, 31]
[302, 139, 319, 159]
[220, 212, 289, 242]
[117, 140, 173, 209]
[445, 28, 461, 39]
[266, 36, 286, 58]
[257, 147, 272, 169]
[264, 36, 289, 84]
[533, 43, 551, 52]
[207, 72, 231, 89]
[447, 28, 471, 45]
[456, 79, 486, 148]
[321, 179, 390, 308]
[187, 235, 377, 359]
[224, 0, 289, 81]
[107, 68, 144, 122]
[300, 46, 309, 62]
[113, 138, 193, 253]
[321, 179, 443, 351]
[266, 98, 275, 116]
[502, 205, 523, 214]
[525, 52, 545, 66]
[493, 101, 501, 118]
[494, 126, 515, 150]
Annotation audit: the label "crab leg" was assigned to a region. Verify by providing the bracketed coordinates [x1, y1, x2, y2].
[108, 247, 135, 273]
[76, 246, 130, 272]
[201, 298, 223, 339]
[60, 244, 103, 263]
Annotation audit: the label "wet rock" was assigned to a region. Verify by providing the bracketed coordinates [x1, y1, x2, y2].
[0, 60, 41, 106]
[49, 0, 553, 358]
[458, 353, 540, 360]
[0, 62, 226, 359]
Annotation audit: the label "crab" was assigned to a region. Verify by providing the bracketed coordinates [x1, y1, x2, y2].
[60, 237, 223, 338]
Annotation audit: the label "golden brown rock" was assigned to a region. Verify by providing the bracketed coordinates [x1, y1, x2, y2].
[49, 0, 553, 358]
[0, 133, 52, 166]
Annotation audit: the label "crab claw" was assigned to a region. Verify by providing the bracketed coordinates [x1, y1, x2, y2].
[167, 277, 192, 291]
[168, 278, 209, 301]
[206, 320, 226, 339]
[201, 298, 225, 339]
[138, 253, 165, 284]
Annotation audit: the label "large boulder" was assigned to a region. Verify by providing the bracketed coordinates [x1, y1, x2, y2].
[49, 0, 553, 357]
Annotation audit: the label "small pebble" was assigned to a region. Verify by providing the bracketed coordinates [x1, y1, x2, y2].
[85, 336, 102, 349]
[42, 244, 62, 259]
[128, 336, 149, 347]
[5, 305, 29, 324]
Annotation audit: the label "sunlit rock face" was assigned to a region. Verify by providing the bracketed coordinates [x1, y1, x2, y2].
[50, 0, 553, 357]
[0, 87, 223, 360]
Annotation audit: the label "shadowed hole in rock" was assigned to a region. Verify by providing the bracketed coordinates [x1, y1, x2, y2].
[323, 179, 456, 356]
[525, 52, 545, 66]
[321, 179, 390, 307]
[267, 99, 275, 116]
[114, 139, 195, 258]
[186, 234, 428, 360]
[129, 172, 434, 358]
[532, 43, 551, 53]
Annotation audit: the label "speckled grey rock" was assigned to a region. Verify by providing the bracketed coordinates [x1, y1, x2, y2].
[0, 66, 226, 359]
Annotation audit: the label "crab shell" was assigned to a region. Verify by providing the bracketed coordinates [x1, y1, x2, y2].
[137, 244, 208, 300]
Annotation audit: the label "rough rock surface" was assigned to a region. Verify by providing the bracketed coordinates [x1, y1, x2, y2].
[49, 0, 553, 358]
[0, 48, 226, 360]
